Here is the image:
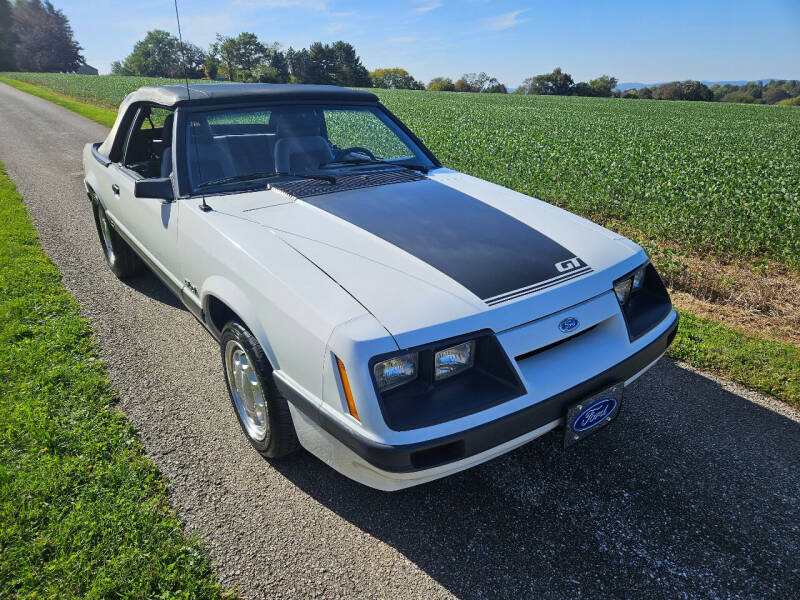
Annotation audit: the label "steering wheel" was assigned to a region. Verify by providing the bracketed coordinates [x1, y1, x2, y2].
[336, 146, 376, 161]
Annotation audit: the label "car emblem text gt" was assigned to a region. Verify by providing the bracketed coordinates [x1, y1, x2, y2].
[559, 317, 579, 333]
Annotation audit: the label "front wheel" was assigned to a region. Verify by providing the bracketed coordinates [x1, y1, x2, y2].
[220, 321, 299, 458]
[92, 201, 142, 278]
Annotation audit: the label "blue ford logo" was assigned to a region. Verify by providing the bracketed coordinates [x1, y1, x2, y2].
[558, 317, 579, 333]
[572, 397, 617, 432]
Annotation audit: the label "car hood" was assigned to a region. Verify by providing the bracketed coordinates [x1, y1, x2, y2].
[213, 170, 645, 345]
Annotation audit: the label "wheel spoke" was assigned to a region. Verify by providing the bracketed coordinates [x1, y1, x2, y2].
[226, 342, 268, 442]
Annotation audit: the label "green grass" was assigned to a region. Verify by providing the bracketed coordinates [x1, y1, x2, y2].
[670, 310, 799, 408]
[0, 76, 118, 127]
[0, 162, 231, 598]
[2, 73, 798, 267]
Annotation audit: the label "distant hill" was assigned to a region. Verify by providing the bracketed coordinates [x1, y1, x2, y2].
[616, 78, 793, 91]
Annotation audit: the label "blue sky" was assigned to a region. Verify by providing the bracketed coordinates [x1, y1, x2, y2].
[62, 0, 800, 86]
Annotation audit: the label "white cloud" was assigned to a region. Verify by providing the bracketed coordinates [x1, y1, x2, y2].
[389, 36, 416, 43]
[413, 1, 442, 14]
[481, 9, 530, 31]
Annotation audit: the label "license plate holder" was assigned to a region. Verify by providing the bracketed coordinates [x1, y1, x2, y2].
[564, 384, 623, 448]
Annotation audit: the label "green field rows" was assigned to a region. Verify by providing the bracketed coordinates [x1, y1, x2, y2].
[2, 72, 799, 268]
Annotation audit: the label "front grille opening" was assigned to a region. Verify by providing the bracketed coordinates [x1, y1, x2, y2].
[410, 440, 465, 470]
[515, 325, 597, 362]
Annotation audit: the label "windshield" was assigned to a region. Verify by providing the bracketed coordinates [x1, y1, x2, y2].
[183, 104, 435, 195]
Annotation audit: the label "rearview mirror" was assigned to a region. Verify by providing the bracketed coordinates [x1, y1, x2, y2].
[134, 177, 174, 202]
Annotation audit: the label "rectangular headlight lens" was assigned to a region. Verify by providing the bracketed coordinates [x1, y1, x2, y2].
[435, 340, 476, 381]
[614, 278, 633, 305]
[373, 352, 418, 392]
[632, 264, 647, 290]
[615, 263, 648, 305]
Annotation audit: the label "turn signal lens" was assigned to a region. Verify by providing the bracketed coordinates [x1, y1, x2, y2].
[434, 340, 476, 380]
[373, 352, 418, 392]
[335, 357, 359, 421]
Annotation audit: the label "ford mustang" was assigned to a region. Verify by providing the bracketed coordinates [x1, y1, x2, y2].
[82, 83, 678, 490]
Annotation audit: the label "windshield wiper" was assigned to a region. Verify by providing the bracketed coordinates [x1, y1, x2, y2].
[197, 171, 336, 190]
[320, 158, 430, 174]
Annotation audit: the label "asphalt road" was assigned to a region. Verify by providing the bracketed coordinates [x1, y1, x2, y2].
[1, 82, 798, 600]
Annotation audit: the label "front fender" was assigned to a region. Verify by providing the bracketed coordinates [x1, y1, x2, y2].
[201, 275, 279, 369]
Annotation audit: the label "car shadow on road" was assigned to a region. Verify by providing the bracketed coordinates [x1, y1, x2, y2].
[122, 269, 186, 311]
[271, 358, 800, 599]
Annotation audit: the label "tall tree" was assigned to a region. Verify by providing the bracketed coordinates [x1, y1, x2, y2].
[427, 76, 455, 91]
[518, 67, 574, 95]
[330, 40, 370, 86]
[113, 30, 181, 77]
[679, 80, 713, 102]
[370, 67, 423, 90]
[453, 72, 506, 93]
[11, 0, 84, 72]
[210, 33, 287, 82]
[589, 74, 618, 97]
[0, 0, 15, 70]
[290, 41, 370, 86]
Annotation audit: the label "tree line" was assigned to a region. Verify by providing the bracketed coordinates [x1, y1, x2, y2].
[111, 29, 514, 94]
[518, 67, 800, 106]
[623, 79, 800, 106]
[514, 67, 618, 97]
[2, 2, 798, 108]
[111, 30, 373, 88]
[0, 0, 84, 72]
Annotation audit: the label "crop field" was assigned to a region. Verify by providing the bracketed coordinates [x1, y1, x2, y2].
[2, 72, 799, 268]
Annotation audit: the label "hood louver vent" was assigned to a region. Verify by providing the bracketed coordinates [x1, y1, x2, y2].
[272, 169, 425, 199]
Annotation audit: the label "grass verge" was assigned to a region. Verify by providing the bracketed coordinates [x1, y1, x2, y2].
[0, 76, 117, 127]
[0, 162, 231, 598]
[669, 310, 798, 409]
[1, 76, 797, 410]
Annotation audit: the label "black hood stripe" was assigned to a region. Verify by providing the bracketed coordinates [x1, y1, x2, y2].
[304, 177, 592, 304]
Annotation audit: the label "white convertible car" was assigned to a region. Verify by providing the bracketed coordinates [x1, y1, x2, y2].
[83, 83, 678, 490]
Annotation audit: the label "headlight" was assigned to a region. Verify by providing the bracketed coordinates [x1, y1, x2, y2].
[373, 352, 418, 392]
[632, 265, 647, 290]
[614, 263, 647, 305]
[435, 340, 476, 380]
[613, 262, 673, 341]
[613, 278, 632, 305]
[369, 332, 525, 431]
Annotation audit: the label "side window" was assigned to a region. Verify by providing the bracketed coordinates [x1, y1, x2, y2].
[324, 109, 414, 160]
[122, 106, 175, 178]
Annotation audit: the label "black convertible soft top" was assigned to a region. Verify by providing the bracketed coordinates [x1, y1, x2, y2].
[97, 83, 379, 158]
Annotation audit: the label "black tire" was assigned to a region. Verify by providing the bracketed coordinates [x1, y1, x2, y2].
[92, 201, 143, 278]
[220, 321, 299, 458]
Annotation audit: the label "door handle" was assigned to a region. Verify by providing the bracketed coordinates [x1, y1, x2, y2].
[111, 184, 120, 195]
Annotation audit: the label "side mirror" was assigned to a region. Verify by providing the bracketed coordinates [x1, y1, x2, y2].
[134, 177, 174, 202]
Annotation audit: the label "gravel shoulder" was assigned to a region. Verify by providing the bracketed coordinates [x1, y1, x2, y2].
[1, 82, 798, 600]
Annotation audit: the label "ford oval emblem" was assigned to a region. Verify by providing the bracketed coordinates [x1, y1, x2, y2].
[558, 317, 579, 333]
[572, 397, 617, 432]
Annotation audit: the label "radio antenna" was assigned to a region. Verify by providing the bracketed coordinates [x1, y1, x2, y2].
[174, 0, 211, 212]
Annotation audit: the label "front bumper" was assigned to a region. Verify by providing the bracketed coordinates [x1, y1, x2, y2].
[275, 310, 678, 477]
